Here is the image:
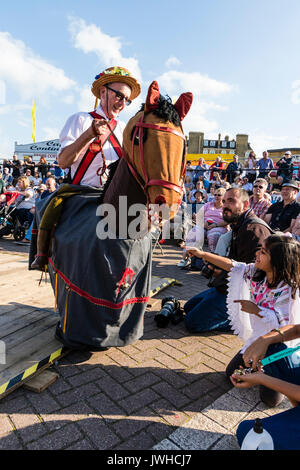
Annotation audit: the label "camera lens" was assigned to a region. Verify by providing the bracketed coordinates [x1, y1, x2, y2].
[201, 263, 214, 279]
[154, 297, 181, 328]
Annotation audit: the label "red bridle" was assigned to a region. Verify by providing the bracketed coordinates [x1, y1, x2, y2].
[122, 113, 186, 201]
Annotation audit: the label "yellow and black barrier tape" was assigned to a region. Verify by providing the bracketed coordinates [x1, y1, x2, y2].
[0, 347, 66, 398]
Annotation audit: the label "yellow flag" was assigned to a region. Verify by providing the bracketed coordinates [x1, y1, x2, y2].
[32, 99, 36, 142]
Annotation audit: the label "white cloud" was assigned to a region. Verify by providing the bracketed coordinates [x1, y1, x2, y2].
[165, 56, 181, 68]
[157, 70, 233, 98]
[291, 80, 300, 104]
[181, 98, 225, 136]
[0, 32, 76, 102]
[68, 17, 142, 82]
[42, 127, 60, 140]
[249, 133, 288, 156]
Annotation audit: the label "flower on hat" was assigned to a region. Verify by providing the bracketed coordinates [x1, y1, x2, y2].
[95, 67, 131, 81]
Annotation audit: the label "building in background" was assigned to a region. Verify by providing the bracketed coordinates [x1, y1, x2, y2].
[187, 132, 252, 164]
[14, 139, 60, 163]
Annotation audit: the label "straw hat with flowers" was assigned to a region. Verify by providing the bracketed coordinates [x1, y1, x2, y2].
[91, 66, 141, 104]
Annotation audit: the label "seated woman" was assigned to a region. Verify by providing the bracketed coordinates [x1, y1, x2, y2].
[14, 176, 35, 227]
[203, 187, 229, 252]
[185, 234, 300, 407]
[232, 324, 300, 450]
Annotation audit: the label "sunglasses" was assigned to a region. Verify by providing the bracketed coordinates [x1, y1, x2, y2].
[253, 185, 265, 189]
[105, 85, 132, 106]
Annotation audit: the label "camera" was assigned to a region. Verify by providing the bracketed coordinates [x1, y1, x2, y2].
[154, 296, 183, 328]
[201, 262, 216, 279]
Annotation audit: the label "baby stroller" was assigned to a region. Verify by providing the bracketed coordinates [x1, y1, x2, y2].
[0, 192, 28, 241]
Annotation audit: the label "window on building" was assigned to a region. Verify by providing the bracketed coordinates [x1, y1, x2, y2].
[210, 140, 216, 147]
[209, 149, 215, 154]
[229, 141, 236, 148]
[203, 149, 208, 154]
[221, 141, 227, 148]
[203, 140, 209, 147]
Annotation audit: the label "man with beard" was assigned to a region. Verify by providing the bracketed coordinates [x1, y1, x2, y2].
[184, 187, 272, 333]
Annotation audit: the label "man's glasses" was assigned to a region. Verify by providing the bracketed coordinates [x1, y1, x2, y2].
[105, 85, 132, 106]
[253, 185, 265, 189]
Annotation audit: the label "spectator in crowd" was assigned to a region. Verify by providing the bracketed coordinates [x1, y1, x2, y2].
[291, 213, 300, 241]
[203, 187, 229, 252]
[11, 155, 21, 179]
[53, 160, 65, 181]
[36, 156, 49, 179]
[42, 171, 53, 184]
[231, 175, 243, 188]
[193, 157, 209, 183]
[184, 174, 194, 192]
[185, 160, 194, 181]
[196, 174, 210, 191]
[36, 183, 47, 200]
[264, 180, 300, 232]
[209, 156, 225, 181]
[14, 176, 35, 226]
[225, 155, 243, 184]
[191, 190, 205, 219]
[0, 172, 5, 194]
[183, 188, 272, 334]
[32, 171, 42, 187]
[2, 167, 13, 186]
[276, 151, 295, 182]
[245, 151, 258, 183]
[257, 150, 274, 178]
[191, 179, 208, 202]
[24, 156, 35, 175]
[2, 159, 11, 172]
[249, 178, 271, 218]
[25, 168, 34, 185]
[41, 176, 57, 199]
[241, 176, 253, 193]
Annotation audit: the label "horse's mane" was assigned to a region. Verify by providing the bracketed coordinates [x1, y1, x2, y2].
[139, 95, 181, 126]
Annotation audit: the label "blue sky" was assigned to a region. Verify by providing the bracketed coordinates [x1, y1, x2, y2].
[1, 0, 300, 158]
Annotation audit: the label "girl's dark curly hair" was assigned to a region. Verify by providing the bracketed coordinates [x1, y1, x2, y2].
[253, 234, 300, 298]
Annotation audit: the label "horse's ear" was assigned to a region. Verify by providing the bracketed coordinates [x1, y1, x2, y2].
[145, 81, 160, 113]
[174, 92, 193, 121]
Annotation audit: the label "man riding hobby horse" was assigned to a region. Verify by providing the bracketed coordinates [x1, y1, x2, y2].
[29, 69, 193, 350]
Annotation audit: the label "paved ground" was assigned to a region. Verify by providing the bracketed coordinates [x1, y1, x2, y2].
[0, 236, 290, 451]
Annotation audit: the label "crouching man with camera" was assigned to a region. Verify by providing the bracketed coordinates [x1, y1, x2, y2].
[183, 188, 272, 333]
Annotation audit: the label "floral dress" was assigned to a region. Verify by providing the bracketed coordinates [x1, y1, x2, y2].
[227, 262, 300, 352]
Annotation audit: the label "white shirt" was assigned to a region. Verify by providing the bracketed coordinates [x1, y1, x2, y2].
[59, 105, 125, 188]
[16, 188, 35, 209]
[242, 182, 253, 192]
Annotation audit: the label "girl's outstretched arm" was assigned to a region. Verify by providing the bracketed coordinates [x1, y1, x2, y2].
[184, 246, 234, 272]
